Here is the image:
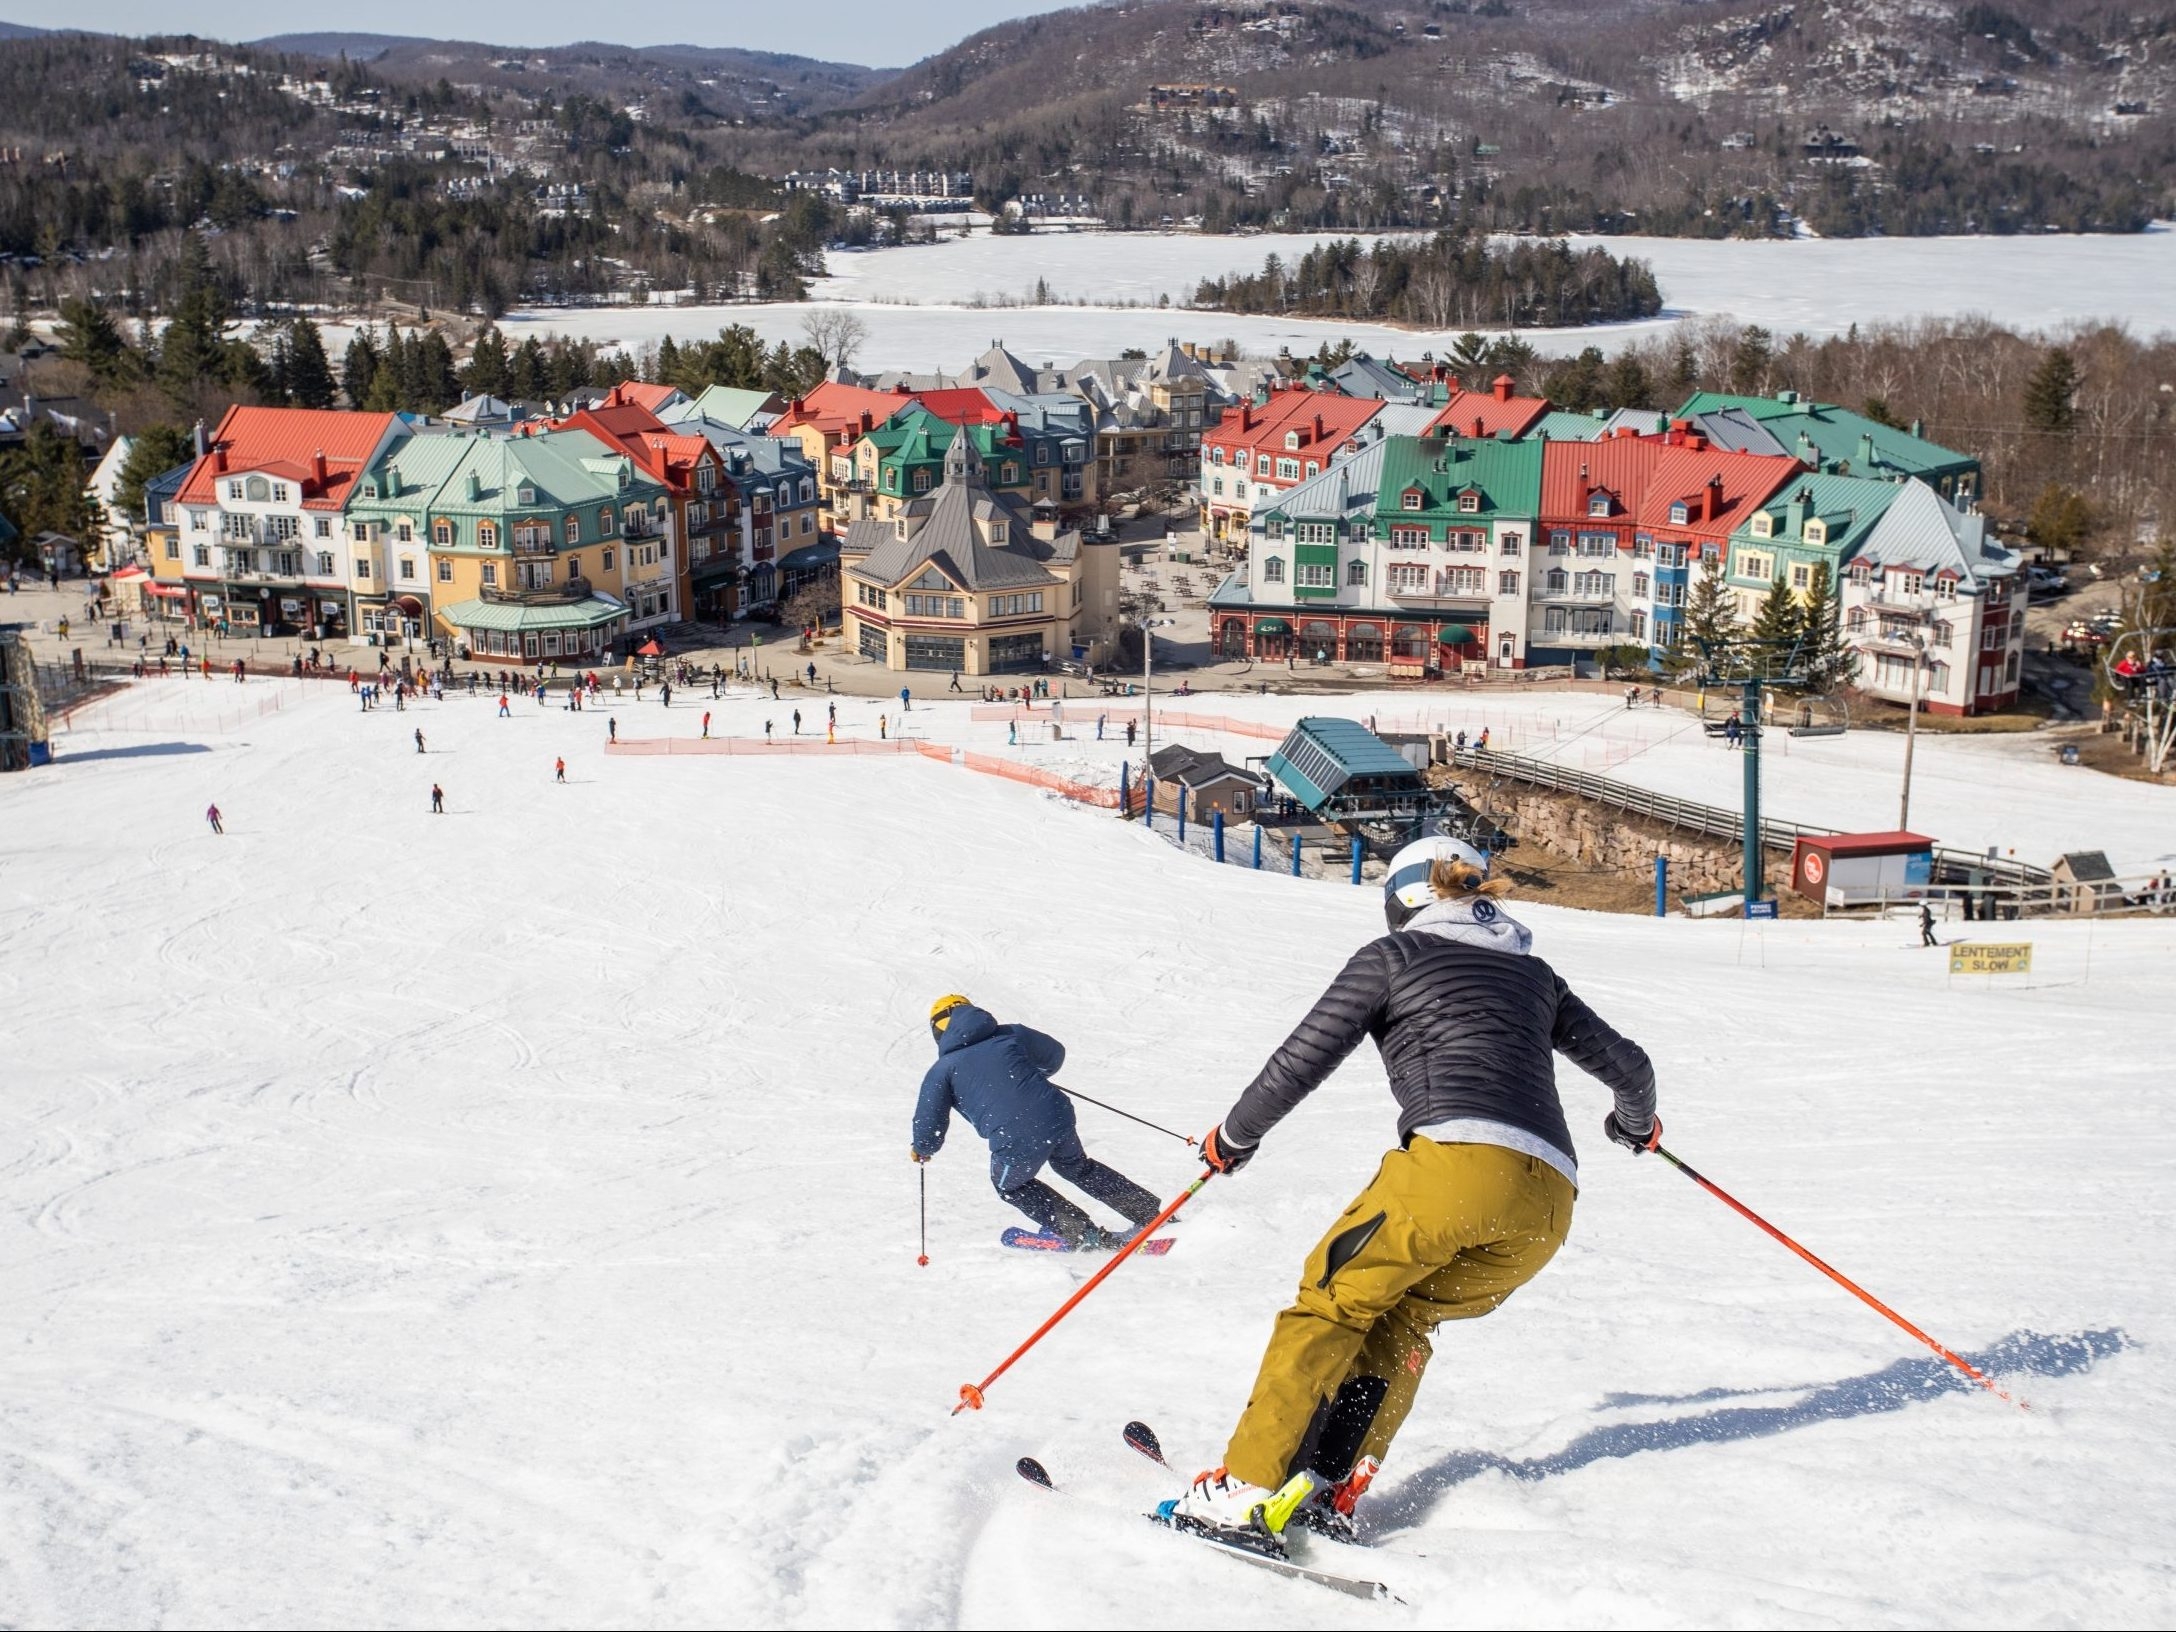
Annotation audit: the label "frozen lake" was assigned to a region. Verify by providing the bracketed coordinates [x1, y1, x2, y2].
[475, 225, 2176, 372]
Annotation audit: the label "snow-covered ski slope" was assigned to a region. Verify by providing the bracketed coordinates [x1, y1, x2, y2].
[3, 680, 2171, 1628]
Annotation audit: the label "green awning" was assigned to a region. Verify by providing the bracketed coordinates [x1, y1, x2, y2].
[439, 595, 630, 633]
[1255, 617, 1290, 634]
[1437, 624, 1474, 645]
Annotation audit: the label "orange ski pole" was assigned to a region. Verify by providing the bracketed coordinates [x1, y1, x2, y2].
[954, 1172, 1211, 1415]
[1655, 1144, 2024, 1409]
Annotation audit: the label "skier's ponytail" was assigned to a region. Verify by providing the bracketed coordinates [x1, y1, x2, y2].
[1429, 857, 1514, 900]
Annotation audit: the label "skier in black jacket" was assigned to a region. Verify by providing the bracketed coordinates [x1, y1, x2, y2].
[1164, 839, 1660, 1552]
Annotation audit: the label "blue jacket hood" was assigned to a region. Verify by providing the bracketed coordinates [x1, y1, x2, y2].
[939, 1003, 1000, 1054]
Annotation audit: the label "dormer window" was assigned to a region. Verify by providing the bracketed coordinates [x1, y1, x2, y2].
[1457, 492, 1480, 514]
[989, 522, 1007, 544]
[1588, 493, 1610, 517]
[1285, 431, 1301, 451]
[1750, 512, 1774, 539]
[1401, 489, 1424, 512]
[518, 485, 536, 507]
[1803, 518, 1827, 546]
[1669, 502, 1690, 525]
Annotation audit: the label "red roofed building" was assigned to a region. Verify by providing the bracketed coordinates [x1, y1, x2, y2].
[1198, 385, 1386, 541]
[606, 380, 693, 418]
[1427, 375, 1551, 441]
[768, 382, 920, 528]
[1533, 431, 1671, 653]
[558, 386, 739, 621]
[173, 405, 409, 640]
[899, 386, 1008, 427]
[1635, 426, 1802, 654]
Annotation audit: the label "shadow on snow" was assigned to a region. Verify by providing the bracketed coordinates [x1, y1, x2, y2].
[53, 741, 213, 765]
[1377, 1327, 2129, 1530]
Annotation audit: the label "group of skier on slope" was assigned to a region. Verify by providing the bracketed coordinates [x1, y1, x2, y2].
[909, 834, 1659, 1555]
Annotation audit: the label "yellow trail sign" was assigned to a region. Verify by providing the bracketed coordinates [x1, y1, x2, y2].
[1949, 942, 2033, 976]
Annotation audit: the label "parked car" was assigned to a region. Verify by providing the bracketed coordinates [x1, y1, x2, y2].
[2027, 566, 2070, 594]
[738, 601, 781, 624]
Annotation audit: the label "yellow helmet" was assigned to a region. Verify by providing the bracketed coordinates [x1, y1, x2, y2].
[930, 993, 971, 1035]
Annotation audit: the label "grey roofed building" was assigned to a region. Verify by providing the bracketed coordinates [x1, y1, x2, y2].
[1347, 402, 1442, 450]
[845, 426, 1078, 591]
[1327, 353, 1430, 402]
[1683, 405, 1790, 457]
[1851, 479, 2020, 592]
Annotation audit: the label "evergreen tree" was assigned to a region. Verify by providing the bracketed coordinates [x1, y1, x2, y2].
[508, 337, 547, 402]
[342, 327, 381, 409]
[1669, 337, 1698, 396]
[463, 326, 510, 399]
[286, 318, 337, 409]
[1797, 560, 1854, 692]
[362, 331, 405, 413]
[113, 424, 197, 524]
[416, 332, 462, 412]
[158, 235, 233, 407]
[263, 332, 292, 405]
[1603, 350, 1651, 411]
[1728, 325, 1774, 395]
[56, 297, 141, 387]
[2022, 347, 2080, 436]
[1544, 346, 1607, 412]
[655, 333, 682, 388]
[1667, 558, 1740, 677]
[1749, 574, 1804, 670]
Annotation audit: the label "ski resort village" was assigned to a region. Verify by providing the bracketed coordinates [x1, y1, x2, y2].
[5, 15, 2176, 1612]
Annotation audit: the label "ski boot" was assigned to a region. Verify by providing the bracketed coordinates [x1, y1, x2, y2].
[1156, 1467, 1317, 1557]
[1287, 1456, 1379, 1544]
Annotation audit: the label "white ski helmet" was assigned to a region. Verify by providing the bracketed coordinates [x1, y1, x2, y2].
[1383, 835, 1491, 931]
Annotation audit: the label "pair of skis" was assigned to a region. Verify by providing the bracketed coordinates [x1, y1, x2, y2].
[1015, 1421, 1397, 1602]
[999, 1226, 1175, 1256]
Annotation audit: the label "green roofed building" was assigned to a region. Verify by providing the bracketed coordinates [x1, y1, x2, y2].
[1215, 433, 1542, 671]
[1673, 391, 1980, 503]
[1266, 716, 1433, 821]
[1724, 470, 1903, 625]
[347, 427, 672, 664]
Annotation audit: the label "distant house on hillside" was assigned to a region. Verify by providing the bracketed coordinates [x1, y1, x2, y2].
[1147, 744, 1265, 823]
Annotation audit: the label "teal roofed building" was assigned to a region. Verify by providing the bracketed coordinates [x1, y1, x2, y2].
[347, 427, 672, 664]
[1672, 391, 1980, 503]
[1724, 471, 1904, 624]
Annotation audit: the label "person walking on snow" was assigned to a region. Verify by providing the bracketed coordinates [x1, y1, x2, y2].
[701, 711, 711, 740]
[1920, 902, 1939, 947]
[430, 783, 444, 814]
[792, 708, 802, 736]
[911, 996, 1163, 1250]
[414, 728, 426, 754]
[205, 802, 223, 835]
[498, 693, 511, 718]
[1165, 838, 1658, 1551]
[609, 716, 618, 744]
[554, 757, 566, 784]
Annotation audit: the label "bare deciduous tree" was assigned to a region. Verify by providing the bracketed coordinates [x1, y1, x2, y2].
[800, 310, 869, 378]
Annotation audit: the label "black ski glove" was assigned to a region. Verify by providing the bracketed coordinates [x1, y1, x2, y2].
[1201, 1124, 1256, 1175]
[1604, 1110, 1661, 1156]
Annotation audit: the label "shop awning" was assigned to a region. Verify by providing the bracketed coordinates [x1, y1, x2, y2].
[147, 583, 189, 599]
[1437, 624, 1474, 645]
[1254, 617, 1290, 634]
[438, 595, 630, 634]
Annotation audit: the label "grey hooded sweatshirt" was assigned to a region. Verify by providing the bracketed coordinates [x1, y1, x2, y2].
[1220, 896, 1655, 1186]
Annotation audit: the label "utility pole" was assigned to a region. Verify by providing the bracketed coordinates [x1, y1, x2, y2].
[1899, 632, 1925, 830]
[1741, 672, 1765, 904]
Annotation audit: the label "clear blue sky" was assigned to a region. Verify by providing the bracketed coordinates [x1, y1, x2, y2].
[9, 1, 1079, 69]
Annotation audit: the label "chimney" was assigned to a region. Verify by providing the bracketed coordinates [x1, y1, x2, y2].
[860, 410, 874, 433]
[1785, 486, 1809, 536]
[1312, 412, 1325, 443]
[1492, 373, 1514, 402]
[1856, 432, 1875, 467]
[312, 449, 328, 487]
[466, 470, 482, 501]
[1706, 473, 1724, 516]
[193, 419, 208, 457]
[1909, 418, 1924, 437]
[213, 446, 227, 473]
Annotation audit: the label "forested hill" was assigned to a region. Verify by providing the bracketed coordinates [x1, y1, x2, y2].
[744, 0, 2173, 238]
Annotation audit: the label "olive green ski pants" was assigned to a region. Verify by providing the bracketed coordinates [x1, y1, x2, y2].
[1223, 1137, 1576, 1490]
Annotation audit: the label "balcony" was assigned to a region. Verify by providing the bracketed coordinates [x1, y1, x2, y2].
[481, 577, 595, 606]
[511, 534, 556, 557]
[1387, 578, 1491, 608]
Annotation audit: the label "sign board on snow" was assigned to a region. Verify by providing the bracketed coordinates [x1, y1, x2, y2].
[1745, 899, 1779, 920]
[1948, 942, 2033, 976]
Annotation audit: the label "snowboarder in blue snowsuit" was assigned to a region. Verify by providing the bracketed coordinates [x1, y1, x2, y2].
[912, 995, 1162, 1248]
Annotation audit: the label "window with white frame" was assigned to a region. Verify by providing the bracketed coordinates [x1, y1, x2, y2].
[1573, 570, 1615, 597]
[1577, 533, 1614, 557]
[1633, 573, 1651, 597]
[399, 558, 416, 581]
[1296, 562, 1334, 589]
[1256, 455, 1272, 476]
[1458, 492, 1480, 514]
[1348, 560, 1368, 586]
[1263, 557, 1285, 583]
[1443, 567, 1486, 596]
[316, 551, 334, 575]
[1500, 532, 1522, 556]
[355, 557, 370, 580]
[1388, 563, 1428, 592]
[1276, 458, 1299, 480]
[1402, 490, 1424, 511]
[1390, 526, 1429, 550]
[1498, 569, 1521, 595]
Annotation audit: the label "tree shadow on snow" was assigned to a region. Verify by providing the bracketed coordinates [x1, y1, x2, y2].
[55, 740, 212, 765]
[1377, 1327, 2129, 1531]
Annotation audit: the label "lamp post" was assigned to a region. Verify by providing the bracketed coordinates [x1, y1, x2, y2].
[1899, 630, 1926, 831]
[1139, 614, 1176, 773]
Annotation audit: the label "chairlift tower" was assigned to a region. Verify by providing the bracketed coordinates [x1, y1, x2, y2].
[1696, 634, 1813, 909]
